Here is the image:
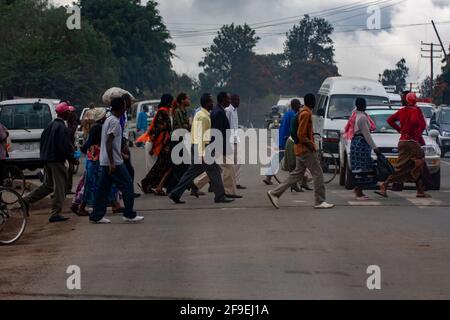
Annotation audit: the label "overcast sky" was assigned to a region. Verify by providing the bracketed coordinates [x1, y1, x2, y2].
[54, 0, 450, 85]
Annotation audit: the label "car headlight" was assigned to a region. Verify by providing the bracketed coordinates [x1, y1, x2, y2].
[422, 145, 439, 157]
[323, 130, 340, 143]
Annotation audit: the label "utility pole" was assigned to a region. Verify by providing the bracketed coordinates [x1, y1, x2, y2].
[421, 42, 442, 98]
[431, 20, 449, 64]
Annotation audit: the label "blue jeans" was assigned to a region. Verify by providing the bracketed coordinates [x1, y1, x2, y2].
[90, 164, 136, 222]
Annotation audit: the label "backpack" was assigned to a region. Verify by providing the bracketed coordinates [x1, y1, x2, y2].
[290, 112, 300, 144]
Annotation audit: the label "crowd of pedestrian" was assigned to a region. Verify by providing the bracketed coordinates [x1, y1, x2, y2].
[1, 87, 432, 225]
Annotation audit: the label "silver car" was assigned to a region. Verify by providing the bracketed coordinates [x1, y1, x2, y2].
[0, 98, 59, 171]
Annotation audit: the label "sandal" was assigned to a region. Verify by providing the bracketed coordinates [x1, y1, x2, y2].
[356, 195, 371, 201]
[263, 179, 273, 186]
[76, 209, 90, 217]
[153, 189, 167, 196]
[417, 193, 432, 199]
[374, 191, 388, 198]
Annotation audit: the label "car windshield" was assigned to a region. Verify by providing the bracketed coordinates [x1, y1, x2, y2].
[0, 103, 52, 130]
[440, 109, 450, 124]
[367, 109, 428, 135]
[328, 95, 389, 120]
[419, 106, 433, 118]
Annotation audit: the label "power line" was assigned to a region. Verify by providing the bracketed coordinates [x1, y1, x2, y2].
[169, 0, 402, 38]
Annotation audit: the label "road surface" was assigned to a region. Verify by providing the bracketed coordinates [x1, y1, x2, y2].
[1, 150, 450, 300]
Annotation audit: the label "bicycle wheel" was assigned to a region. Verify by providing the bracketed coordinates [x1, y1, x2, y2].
[319, 152, 339, 184]
[0, 188, 27, 245]
[3, 165, 26, 198]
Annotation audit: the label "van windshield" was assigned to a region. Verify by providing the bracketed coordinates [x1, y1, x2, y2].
[0, 103, 53, 130]
[440, 109, 450, 124]
[327, 95, 389, 120]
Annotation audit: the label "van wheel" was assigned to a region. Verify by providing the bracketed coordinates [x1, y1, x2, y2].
[345, 160, 355, 190]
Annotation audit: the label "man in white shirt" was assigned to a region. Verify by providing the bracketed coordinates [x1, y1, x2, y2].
[225, 94, 246, 190]
[90, 97, 144, 224]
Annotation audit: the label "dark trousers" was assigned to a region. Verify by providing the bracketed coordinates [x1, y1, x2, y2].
[125, 158, 135, 181]
[24, 162, 67, 216]
[67, 162, 74, 192]
[90, 164, 136, 222]
[171, 163, 225, 201]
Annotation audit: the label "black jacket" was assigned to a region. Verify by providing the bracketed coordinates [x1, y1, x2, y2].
[210, 105, 231, 155]
[40, 118, 73, 162]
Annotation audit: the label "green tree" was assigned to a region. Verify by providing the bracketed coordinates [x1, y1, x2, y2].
[284, 15, 335, 65]
[79, 0, 175, 96]
[420, 76, 433, 98]
[0, 0, 119, 104]
[434, 61, 450, 104]
[381, 58, 409, 93]
[199, 24, 260, 93]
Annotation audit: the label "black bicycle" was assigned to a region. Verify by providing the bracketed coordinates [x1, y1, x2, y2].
[2, 164, 27, 201]
[0, 187, 28, 245]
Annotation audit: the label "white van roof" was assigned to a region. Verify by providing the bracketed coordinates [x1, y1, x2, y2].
[318, 77, 389, 98]
[0, 98, 61, 106]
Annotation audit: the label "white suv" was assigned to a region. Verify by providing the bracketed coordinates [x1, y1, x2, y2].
[0, 98, 59, 170]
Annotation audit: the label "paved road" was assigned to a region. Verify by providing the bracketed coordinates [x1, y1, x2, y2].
[1, 150, 450, 300]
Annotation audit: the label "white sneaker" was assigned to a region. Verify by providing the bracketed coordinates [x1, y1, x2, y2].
[91, 218, 111, 224]
[314, 202, 335, 209]
[267, 191, 280, 209]
[123, 216, 145, 223]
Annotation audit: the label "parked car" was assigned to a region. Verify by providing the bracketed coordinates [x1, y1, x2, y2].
[0, 98, 59, 170]
[314, 77, 390, 161]
[128, 100, 159, 143]
[430, 105, 450, 157]
[339, 106, 441, 190]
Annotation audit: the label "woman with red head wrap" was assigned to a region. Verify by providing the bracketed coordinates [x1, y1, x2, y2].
[376, 93, 430, 198]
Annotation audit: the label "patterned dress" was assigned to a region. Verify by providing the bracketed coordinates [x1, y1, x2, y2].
[349, 112, 377, 188]
[140, 108, 173, 193]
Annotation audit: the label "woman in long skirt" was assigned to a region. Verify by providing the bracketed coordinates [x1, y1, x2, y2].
[377, 93, 429, 198]
[344, 98, 381, 200]
[140, 94, 174, 195]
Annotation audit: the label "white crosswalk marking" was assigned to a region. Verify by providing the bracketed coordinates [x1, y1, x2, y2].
[348, 201, 382, 206]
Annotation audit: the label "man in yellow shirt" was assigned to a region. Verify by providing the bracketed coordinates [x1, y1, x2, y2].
[169, 93, 234, 204]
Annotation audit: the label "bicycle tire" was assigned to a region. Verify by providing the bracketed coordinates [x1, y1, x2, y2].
[320, 152, 339, 184]
[3, 165, 26, 201]
[0, 187, 27, 245]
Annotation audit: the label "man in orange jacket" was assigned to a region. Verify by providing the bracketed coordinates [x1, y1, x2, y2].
[267, 94, 335, 210]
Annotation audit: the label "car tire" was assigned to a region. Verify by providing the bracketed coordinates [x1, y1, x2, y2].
[344, 158, 355, 190]
[430, 170, 441, 191]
